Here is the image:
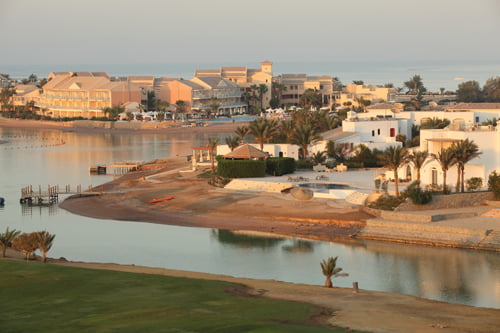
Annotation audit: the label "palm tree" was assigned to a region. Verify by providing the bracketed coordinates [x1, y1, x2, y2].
[207, 137, 219, 175]
[225, 136, 241, 151]
[311, 151, 326, 165]
[249, 118, 279, 150]
[234, 125, 250, 142]
[11, 232, 39, 261]
[408, 150, 429, 182]
[432, 148, 456, 193]
[271, 82, 287, 106]
[36, 231, 55, 263]
[175, 100, 187, 121]
[320, 256, 347, 288]
[0, 227, 21, 257]
[451, 139, 481, 192]
[291, 121, 322, 158]
[280, 119, 295, 142]
[251, 84, 268, 111]
[379, 146, 409, 196]
[209, 96, 220, 119]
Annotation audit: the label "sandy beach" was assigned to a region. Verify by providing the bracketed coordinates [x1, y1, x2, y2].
[3, 117, 500, 332]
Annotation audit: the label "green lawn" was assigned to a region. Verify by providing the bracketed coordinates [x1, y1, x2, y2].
[0, 260, 363, 332]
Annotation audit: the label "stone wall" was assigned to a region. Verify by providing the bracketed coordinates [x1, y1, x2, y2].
[396, 191, 495, 211]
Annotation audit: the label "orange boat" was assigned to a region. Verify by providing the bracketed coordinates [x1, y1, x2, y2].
[149, 196, 174, 204]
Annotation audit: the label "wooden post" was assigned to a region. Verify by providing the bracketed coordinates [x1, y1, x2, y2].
[352, 282, 359, 293]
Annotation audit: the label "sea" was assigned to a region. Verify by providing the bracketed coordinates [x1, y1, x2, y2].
[2, 60, 500, 93]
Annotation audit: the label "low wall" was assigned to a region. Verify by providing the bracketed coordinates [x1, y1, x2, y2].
[72, 120, 177, 130]
[396, 192, 494, 211]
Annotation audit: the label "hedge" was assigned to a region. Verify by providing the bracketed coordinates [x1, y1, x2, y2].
[217, 159, 266, 178]
[266, 157, 295, 176]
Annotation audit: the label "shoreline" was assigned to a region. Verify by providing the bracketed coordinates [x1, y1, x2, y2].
[2, 251, 499, 333]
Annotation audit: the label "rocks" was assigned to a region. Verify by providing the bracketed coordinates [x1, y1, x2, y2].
[290, 187, 314, 200]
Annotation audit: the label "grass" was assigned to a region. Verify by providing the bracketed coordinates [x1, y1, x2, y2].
[0, 260, 365, 333]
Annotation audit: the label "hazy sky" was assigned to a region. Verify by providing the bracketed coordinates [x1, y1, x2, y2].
[1, 0, 499, 65]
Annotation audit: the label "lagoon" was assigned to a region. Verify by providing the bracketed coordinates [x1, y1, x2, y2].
[0, 126, 499, 309]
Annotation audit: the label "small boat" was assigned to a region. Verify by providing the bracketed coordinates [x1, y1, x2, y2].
[149, 196, 174, 204]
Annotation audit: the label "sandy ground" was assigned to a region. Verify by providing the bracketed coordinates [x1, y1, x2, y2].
[4, 117, 500, 332]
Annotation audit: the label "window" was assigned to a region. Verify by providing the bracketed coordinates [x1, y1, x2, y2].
[475, 116, 479, 123]
[432, 168, 438, 186]
[372, 130, 375, 136]
[377, 129, 380, 135]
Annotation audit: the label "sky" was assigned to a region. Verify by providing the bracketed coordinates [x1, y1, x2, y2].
[1, 0, 500, 66]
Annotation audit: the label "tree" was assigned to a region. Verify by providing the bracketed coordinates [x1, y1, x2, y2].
[103, 106, 125, 120]
[451, 139, 481, 193]
[379, 146, 409, 196]
[311, 151, 326, 165]
[175, 100, 187, 121]
[234, 125, 250, 142]
[251, 84, 268, 111]
[280, 119, 295, 142]
[456, 80, 483, 102]
[299, 89, 322, 109]
[0, 227, 21, 257]
[420, 117, 450, 130]
[0, 86, 15, 111]
[249, 118, 279, 150]
[12, 232, 39, 261]
[208, 97, 220, 119]
[432, 148, 456, 193]
[271, 82, 287, 106]
[207, 137, 219, 175]
[320, 256, 347, 288]
[36, 231, 55, 263]
[291, 121, 322, 158]
[225, 136, 241, 151]
[483, 77, 500, 102]
[407, 150, 429, 182]
[404, 75, 426, 96]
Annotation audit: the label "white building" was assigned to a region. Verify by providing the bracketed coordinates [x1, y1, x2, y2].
[405, 122, 500, 188]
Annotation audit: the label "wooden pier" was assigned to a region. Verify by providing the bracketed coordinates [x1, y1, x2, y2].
[20, 184, 98, 206]
[90, 161, 144, 175]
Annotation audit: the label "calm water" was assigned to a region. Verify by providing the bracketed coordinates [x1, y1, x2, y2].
[0, 127, 499, 309]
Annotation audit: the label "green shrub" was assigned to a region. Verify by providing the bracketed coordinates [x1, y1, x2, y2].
[368, 195, 405, 211]
[466, 177, 483, 192]
[266, 157, 295, 176]
[295, 158, 313, 170]
[403, 181, 433, 205]
[488, 171, 500, 199]
[217, 159, 266, 178]
[345, 161, 364, 169]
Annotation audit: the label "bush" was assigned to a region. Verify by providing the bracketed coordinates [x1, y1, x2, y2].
[295, 159, 313, 170]
[217, 159, 266, 178]
[466, 177, 483, 192]
[402, 181, 433, 205]
[488, 171, 500, 199]
[266, 157, 295, 176]
[344, 161, 364, 169]
[368, 195, 405, 211]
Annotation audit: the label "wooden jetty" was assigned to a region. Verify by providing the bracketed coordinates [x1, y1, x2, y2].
[20, 184, 98, 206]
[90, 161, 144, 175]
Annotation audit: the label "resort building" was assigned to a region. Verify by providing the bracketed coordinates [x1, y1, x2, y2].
[446, 103, 500, 124]
[0, 74, 11, 88]
[317, 111, 404, 155]
[11, 84, 40, 108]
[273, 74, 336, 108]
[217, 143, 299, 160]
[37, 72, 143, 118]
[164, 77, 246, 117]
[195, 61, 273, 109]
[335, 84, 397, 109]
[407, 122, 500, 188]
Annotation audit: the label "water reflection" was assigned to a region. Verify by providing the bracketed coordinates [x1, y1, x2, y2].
[0, 127, 499, 309]
[212, 230, 285, 249]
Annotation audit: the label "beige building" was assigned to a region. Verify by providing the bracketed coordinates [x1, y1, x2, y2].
[274, 74, 336, 108]
[37, 72, 144, 118]
[195, 61, 273, 109]
[12, 84, 40, 108]
[335, 84, 396, 109]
